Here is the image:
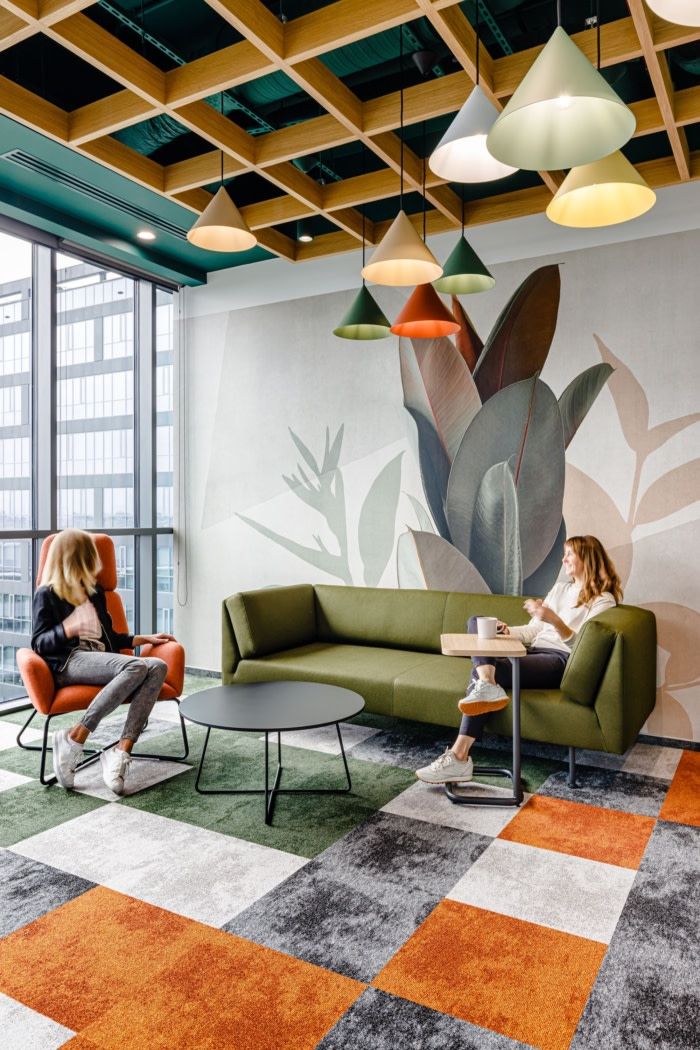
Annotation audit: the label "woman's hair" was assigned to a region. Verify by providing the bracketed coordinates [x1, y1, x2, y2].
[40, 529, 101, 605]
[565, 535, 623, 605]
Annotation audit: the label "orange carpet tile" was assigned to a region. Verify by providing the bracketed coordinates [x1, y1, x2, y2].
[659, 749, 700, 828]
[373, 899, 606, 1050]
[0, 886, 364, 1049]
[497, 794, 656, 868]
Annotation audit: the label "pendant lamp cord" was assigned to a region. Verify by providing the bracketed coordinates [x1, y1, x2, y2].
[556, 0, 561, 28]
[476, 0, 480, 86]
[220, 91, 224, 186]
[361, 146, 367, 283]
[596, 0, 600, 69]
[461, 185, 465, 237]
[399, 26, 404, 210]
[422, 121, 427, 242]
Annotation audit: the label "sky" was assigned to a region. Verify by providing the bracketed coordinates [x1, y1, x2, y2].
[0, 232, 31, 283]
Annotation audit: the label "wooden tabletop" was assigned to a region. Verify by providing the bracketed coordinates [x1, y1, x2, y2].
[440, 633, 527, 658]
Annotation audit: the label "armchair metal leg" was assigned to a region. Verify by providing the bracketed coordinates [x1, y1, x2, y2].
[568, 747, 579, 788]
[131, 707, 189, 763]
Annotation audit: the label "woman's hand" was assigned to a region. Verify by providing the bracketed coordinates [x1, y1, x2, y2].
[134, 633, 176, 647]
[523, 598, 555, 623]
[496, 620, 510, 635]
[63, 601, 101, 639]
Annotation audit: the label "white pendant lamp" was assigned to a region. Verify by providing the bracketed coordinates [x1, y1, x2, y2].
[361, 29, 442, 287]
[487, 4, 636, 172]
[429, 1, 517, 183]
[186, 93, 256, 253]
[645, 1, 700, 25]
[546, 150, 656, 227]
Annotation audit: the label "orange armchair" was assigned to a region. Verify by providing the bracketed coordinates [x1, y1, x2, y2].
[17, 533, 189, 785]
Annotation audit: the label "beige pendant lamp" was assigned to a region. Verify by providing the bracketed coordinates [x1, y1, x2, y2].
[547, 151, 656, 227]
[487, 2, 635, 172]
[645, 1, 700, 25]
[429, 1, 517, 184]
[362, 29, 442, 287]
[187, 93, 256, 253]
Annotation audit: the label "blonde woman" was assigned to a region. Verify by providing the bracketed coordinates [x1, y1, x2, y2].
[417, 535, 623, 784]
[31, 529, 174, 794]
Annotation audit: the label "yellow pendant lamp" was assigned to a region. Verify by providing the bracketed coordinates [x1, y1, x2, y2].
[645, 1, 700, 25]
[546, 150, 656, 227]
[361, 28, 442, 287]
[186, 93, 256, 253]
[487, 4, 635, 172]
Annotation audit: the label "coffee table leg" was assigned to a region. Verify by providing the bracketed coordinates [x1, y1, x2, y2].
[336, 723, 352, 791]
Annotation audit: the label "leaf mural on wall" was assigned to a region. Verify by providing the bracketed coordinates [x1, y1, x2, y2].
[407, 494, 435, 533]
[523, 518, 566, 596]
[473, 265, 561, 402]
[237, 511, 354, 584]
[639, 601, 700, 741]
[358, 452, 404, 586]
[470, 461, 523, 594]
[558, 363, 614, 447]
[397, 529, 490, 592]
[634, 459, 700, 526]
[451, 296, 482, 372]
[446, 376, 565, 581]
[399, 335, 481, 540]
[563, 464, 632, 587]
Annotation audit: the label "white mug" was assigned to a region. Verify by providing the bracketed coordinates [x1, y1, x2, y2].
[476, 616, 498, 640]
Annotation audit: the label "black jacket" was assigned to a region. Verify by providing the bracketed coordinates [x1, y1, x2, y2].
[31, 585, 134, 674]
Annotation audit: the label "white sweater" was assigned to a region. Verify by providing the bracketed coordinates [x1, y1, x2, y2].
[509, 581, 616, 655]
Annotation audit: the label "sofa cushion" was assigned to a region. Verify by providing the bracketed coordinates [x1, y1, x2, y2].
[234, 643, 431, 716]
[227, 585, 316, 659]
[314, 584, 447, 653]
[560, 618, 616, 707]
[441, 592, 531, 635]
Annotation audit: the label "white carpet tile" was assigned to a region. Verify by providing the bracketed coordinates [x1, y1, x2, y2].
[0, 991, 74, 1049]
[382, 781, 532, 837]
[258, 722, 380, 755]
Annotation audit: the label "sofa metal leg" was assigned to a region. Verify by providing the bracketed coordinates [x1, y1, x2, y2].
[568, 746, 579, 788]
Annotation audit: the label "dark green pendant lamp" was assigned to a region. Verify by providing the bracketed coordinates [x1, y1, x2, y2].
[434, 190, 495, 295]
[334, 152, 391, 340]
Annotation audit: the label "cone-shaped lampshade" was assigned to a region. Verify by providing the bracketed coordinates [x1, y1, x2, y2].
[362, 210, 443, 286]
[429, 86, 517, 183]
[391, 284, 460, 338]
[186, 185, 257, 252]
[433, 235, 495, 294]
[645, 1, 700, 25]
[487, 27, 636, 171]
[333, 285, 392, 340]
[546, 151, 656, 228]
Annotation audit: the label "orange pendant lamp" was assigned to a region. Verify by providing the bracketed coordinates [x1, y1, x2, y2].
[391, 127, 459, 339]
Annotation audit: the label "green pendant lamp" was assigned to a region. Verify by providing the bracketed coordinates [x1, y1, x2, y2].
[486, 1, 635, 172]
[334, 150, 391, 340]
[434, 190, 495, 294]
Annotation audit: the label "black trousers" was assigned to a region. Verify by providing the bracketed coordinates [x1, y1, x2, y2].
[459, 615, 568, 740]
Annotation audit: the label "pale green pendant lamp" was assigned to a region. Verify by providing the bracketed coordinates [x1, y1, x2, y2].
[434, 191, 494, 294]
[487, 3, 636, 171]
[546, 150, 656, 227]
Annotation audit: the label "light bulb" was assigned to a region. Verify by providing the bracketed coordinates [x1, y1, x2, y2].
[557, 94, 572, 109]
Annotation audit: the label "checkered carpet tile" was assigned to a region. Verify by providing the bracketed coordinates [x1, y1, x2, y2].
[0, 680, 698, 1050]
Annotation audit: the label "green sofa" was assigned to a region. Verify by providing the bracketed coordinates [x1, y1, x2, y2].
[221, 583, 656, 758]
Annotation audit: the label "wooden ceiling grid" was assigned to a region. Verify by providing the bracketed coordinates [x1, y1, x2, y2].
[0, 0, 698, 263]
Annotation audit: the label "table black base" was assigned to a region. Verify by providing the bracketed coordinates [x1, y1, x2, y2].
[194, 723, 353, 825]
[444, 766, 523, 807]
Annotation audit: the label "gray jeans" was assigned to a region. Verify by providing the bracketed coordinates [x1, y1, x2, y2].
[54, 650, 167, 743]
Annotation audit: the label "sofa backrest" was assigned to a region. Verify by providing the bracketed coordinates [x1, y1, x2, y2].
[226, 584, 316, 659]
[440, 592, 529, 635]
[314, 584, 448, 653]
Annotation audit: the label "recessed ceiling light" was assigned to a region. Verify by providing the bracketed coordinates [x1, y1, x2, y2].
[136, 230, 156, 242]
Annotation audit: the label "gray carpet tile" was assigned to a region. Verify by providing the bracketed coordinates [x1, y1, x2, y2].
[88, 716, 177, 749]
[0, 848, 95, 936]
[349, 722, 458, 769]
[318, 988, 536, 1049]
[226, 812, 491, 982]
[571, 820, 700, 1050]
[537, 766, 669, 817]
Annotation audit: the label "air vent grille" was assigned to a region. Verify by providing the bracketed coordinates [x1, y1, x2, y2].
[1, 150, 190, 241]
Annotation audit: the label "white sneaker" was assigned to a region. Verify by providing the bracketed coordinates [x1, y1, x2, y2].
[458, 680, 509, 716]
[52, 728, 83, 789]
[416, 749, 474, 784]
[100, 746, 132, 795]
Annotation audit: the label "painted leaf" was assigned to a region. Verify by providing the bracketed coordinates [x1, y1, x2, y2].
[473, 265, 561, 402]
[558, 363, 613, 447]
[523, 518, 566, 596]
[407, 493, 435, 533]
[289, 427, 322, 476]
[358, 452, 404, 587]
[634, 458, 700, 526]
[446, 376, 565, 579]
[452, 296, 482, 372]
[237, 513, 352, 584]
[470, 461, 523, 595]
[563, 464, 632, 586]
[397, 529, 490, 592]
[647, 412, 700, 452]
[640, 601, 700, 689]
[593, 335, 650, 454]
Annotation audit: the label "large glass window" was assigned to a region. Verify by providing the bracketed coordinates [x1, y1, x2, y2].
[0, 228, 176, 704]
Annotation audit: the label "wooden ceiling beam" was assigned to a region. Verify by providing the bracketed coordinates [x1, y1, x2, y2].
[0, 7, 35, 50]
[165, 42, 275, 108]
[626, 0, 690, 181]
[79, 136, 164, 192]
[0, 73, 69, 138]
[69, 91, 159, 144]
[254, 114, 354, 167]
[164, 152, 247, 195]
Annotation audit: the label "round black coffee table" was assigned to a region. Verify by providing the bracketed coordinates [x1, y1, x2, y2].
[179, 681, 365, 825]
